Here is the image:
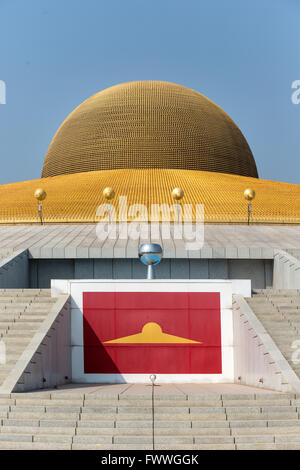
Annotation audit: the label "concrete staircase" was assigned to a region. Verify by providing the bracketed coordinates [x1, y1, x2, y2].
[1, 287, 300, 450]
[0, 391, 300, 449]
[246, 289, 300, 380]
[0, 289, 56, 387]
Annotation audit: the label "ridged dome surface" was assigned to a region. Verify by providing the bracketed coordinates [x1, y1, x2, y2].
[42, 81, 258, 178]
[1, 169, 299, 224]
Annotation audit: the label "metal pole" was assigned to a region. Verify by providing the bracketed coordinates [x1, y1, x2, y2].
[151, 379, 155, 451]
[177, 203, 181, 223]
[247, 203, 252, 225]
[38, 203, 43, 225]
[147, 264, 155, 280]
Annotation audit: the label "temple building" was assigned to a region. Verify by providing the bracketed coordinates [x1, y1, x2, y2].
[0, 81, 300, 450]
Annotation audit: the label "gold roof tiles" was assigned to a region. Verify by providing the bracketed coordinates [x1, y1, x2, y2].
[0, 169, 299, 224]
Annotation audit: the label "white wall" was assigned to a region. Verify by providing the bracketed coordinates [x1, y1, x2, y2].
[52, 279, 250, 384]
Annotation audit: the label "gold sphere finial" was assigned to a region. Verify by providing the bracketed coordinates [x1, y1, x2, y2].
[172, 187, 184, 201]
[103, 187, 115, 200]
[34, 188, 47, 201]
[244, 188, 255, 201]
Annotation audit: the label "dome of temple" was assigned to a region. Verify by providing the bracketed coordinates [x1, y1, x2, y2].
[42, 81, 258, 178]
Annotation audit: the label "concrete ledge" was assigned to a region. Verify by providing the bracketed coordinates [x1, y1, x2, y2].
[27, 246, 276, 259]
[233, 294, 300, 393]
[1, 224, 299, 259]
[0, 294, 70, 394]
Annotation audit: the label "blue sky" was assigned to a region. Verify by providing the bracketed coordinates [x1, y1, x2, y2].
[0, 0, 299, 184]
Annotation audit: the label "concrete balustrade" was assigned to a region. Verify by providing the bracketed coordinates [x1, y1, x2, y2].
[273, 250, 300, 289]
[0, 292, 71, 393]
[233, 294, 300, 393]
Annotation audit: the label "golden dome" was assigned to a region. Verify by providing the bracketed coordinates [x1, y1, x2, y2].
[42, 81, 258, 179]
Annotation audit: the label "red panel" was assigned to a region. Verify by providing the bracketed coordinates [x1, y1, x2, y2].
[83, 292, 222, 374]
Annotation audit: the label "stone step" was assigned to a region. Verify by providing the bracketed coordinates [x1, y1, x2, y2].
[75, 427, 234, 436]
[227, 412, 299, 420]
[0, 288, 48, 292]
[232, 426, 300, 435]
[0, 320, 43, 327]
[236, 443, 298, 450]
[0, 365, 12, 372]
[14, 399, 85, 407]
[0, 426, 75, 435]
[0, 324, 14, 331]
[2, 418, 78, 427]
[248, 308, 279, 314]
[222, 399, 292, 406]
[0, 316, 19, 322]
[13, 302, 52, 307]
[8, 412, 81, 420]
[0, 433, 33, 442]
[257, 314, 284, 321]
[74, 443, 151, 450]
[269, 336, 299, 344]
[0, 441, 71, 450]
[3, 337, 34, 345]
[3, 330, 37, 337]
[5, 345, 30, 352]
[4, 402, 297, 413]
[262, 321, 291, 327]
[18, 315, 46, 321]
[8, 322, 44, 329]
[252, 289, 300, 295]
[0, 305, 39, 312]
[0, 298, 55, 304]
[3, 354, 21, 361]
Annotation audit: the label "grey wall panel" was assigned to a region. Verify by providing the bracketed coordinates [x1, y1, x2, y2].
[228, 259, 266, 289]
[154, 259, 171, 279]
[208, 260, 228, 279]
[94, 259, 113, 279]
[74, 259, 94, 279]
[132, 259, 146, 279]
[189, 260, 209, 279]
[264, 260, 273, 288]
[171, 259, 189, 279]
[113, 259, 132, 279]
[36, 260, 74, 288]
[29, 261, 38, 288]
[0, 250, 29, 289]
[30, 258, 273, 288]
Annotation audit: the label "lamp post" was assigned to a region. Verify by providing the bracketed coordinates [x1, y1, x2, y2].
[149, 374, 157, 386]
[244, 188, 255, 225]
[139, 243, 163, 279]
[103, 187, 115, 222]
[172, 187, 184, 223]
[34, 188, 47, 225]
